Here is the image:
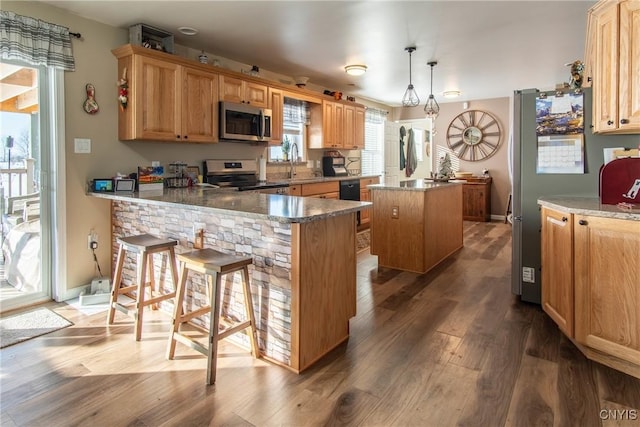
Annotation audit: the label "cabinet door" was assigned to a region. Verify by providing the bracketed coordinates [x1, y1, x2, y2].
[541, 207, 574, 337]
[618, 0, 640, 132]
[245, 81, 269, 108]
[135, 55, 181, 141]
[334, 103, 344, 148]
[219, 76, 244, 103]
[269, 88, 283, 145]
[344, 105, 356, 149]
[182, 67, 218, 143]
[462, 184, 485, 221]
[593, 3, 619, 133]
[574, 215, 640, 365]
[323, 101, 337, 148]
[359, 188, 371, 224]
[354, 107, 365, 149]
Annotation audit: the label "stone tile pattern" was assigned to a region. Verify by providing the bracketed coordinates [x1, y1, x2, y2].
[112, 200, 293, 366]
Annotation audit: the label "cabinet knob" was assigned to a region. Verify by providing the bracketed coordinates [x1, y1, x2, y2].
[562, 216, 568, 222]
[620, 118, 629, 124]
[579, 219, 588, 226]
[184, 135, 188, 139]
[607, 120, 614, 125]
[587, 76, 592, 82]
[176, 135, 181, 139]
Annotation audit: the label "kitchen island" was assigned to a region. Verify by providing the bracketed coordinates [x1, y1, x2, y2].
[90, 187, 370, 373]
[368, 180, 463, 274]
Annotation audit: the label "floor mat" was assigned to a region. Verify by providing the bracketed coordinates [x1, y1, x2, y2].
[0, 307, 72, 348]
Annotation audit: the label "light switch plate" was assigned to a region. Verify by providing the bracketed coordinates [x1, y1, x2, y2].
[74, 138, 91, 154]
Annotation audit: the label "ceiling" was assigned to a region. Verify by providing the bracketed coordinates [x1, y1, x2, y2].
[39, 1, 595, 107]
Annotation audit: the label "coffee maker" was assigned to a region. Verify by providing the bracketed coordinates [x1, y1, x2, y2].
[322, 155, 349, 177]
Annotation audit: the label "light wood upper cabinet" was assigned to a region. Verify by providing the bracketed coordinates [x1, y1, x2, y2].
[219, 75, 268, 108]
[313, 101, 364, 149]
[574, 214, 640, 367]
[114, 47, 218, 143]
[182, 67, 219, 143]
[588, 0, 640, 134]
[354, 107, 365, 150]
[269, 88, 284, 145]
[541, 207, 574, 337]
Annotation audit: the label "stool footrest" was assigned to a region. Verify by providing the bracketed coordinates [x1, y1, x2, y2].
[171, 332, 208, 357]
[116, 285, 137, 294]
[218, 320, 251, 341]
[112, 302, 134, 317]
[179, 306, 211, 324]
[143, 292, 176, 306]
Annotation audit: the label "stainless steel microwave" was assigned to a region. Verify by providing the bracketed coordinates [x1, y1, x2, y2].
[219, 101, 272, 142]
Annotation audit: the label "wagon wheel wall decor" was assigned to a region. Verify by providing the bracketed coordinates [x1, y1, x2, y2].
[446, 110, 502, 161]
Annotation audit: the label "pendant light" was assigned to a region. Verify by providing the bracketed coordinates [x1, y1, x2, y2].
[424, 61, 440, 119]
[402, 47, 420, 107]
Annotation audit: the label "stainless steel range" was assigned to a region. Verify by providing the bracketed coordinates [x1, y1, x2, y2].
[202, 159, 289, 194]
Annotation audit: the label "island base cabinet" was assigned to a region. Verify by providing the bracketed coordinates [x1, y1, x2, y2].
[290, 213, 356, 371]
[574, 214, 640, 373]
[370, 185, 463, 274]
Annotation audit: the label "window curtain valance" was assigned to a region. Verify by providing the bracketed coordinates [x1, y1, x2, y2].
[365, 108, 387, 124]
[0, 11, 75, 71]
[283, 98, 310, 125]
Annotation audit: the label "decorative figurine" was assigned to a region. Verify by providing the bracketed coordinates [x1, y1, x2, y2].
[567, 60, 584, 89]
[117, 67, 128, 111]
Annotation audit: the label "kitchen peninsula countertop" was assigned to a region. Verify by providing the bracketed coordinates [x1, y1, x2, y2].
[90, 187, 370, 224]
[368, 179, 465, 191]
[271, 174, 380, 185]
[538, 196, 640, 221]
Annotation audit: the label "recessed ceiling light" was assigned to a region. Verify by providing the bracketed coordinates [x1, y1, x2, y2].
[443, 90, 461, 98]
[345, 64, 367, 76]
[178, 27, 198, 36]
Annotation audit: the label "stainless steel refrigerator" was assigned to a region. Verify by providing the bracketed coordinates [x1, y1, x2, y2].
[511, 87, 638, 304]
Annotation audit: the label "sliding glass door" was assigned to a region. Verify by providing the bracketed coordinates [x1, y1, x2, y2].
[0, 61, 53, 312]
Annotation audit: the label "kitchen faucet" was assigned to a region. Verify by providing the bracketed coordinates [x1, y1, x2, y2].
[289, 142, 299, 179]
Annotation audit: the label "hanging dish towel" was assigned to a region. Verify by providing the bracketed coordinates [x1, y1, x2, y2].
[405, 128, 417, 177]
[399, 126, 406, 170]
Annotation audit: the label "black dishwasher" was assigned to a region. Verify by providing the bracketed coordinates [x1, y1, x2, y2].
[339, 179, 361, 225]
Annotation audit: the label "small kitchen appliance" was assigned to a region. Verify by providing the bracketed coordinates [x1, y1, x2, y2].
[322, 155, 349, 177]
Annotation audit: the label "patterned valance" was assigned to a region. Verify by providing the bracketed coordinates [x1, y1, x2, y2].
[365, 108, 387, 124]
[283, 98, 310, 125]
[0, 11, 75, 71]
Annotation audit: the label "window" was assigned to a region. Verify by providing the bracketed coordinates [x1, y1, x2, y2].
[362, 109, 385, 176]
[268, 98, 308, 162]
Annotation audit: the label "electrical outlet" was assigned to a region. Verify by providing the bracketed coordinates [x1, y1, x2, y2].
[391, 206, 399, 219]
[88, 230, 98, 250]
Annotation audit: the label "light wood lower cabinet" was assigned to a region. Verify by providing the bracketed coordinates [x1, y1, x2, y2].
[574, 214, 640, 371]
[359, 177, 379, 226]
[541, 208, 640, 378]
[541, 207, 574, 337]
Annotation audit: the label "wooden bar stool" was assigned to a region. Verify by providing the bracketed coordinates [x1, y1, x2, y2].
[107, 233, 179, 341]
[166, 248, 259, 385]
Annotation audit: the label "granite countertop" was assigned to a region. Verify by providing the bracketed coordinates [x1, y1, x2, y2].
[272, 174, 380, 185]
[368, 179, 465, 192]
[538, 196, 640, 221]
[89, 187, 370, 224]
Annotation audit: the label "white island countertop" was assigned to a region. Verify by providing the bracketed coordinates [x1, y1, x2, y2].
[89, 187, 370, 224]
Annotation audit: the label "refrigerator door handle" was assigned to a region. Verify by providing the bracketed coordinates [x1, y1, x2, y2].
[513, 216, 522, 221]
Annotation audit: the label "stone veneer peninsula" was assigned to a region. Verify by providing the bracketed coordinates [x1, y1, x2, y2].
[90, 187, 370, 373]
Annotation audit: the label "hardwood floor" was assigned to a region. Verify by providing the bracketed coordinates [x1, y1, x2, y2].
[1, 221, 639, 426]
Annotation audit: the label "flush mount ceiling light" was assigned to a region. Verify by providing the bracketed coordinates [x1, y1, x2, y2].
[424, 61, 440, 119]
[402, 47, 420, 107]
[178, 26, 198, 36]
[345, 64, 367, 76]
[443, 90, 461, 98]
